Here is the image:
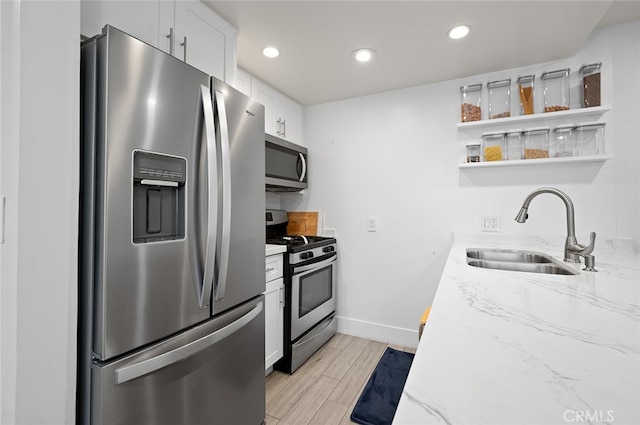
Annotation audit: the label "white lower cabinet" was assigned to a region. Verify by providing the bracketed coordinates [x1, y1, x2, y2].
[265, 254, 284, 370]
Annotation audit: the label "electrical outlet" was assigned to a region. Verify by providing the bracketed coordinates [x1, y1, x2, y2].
[481, 216, 500, 232]
[367, 217, 377, 232]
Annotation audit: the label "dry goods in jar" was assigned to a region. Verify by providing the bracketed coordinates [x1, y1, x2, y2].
[484, 145, 503, 161]
[519, 85, 534, 115]
[461, 103, 481, 122]
[544, 105, 570, 113]
[524, 148, 549, 159]
[583, 72, 601, 107]
[490, 111, 511, 119]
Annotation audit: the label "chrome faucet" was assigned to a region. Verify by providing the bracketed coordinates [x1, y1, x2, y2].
[515, 187, 597, 271]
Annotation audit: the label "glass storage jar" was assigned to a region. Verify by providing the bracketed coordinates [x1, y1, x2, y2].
[580, 62, 602, 108]
[460, 84, 482, 122]
[487, 79, 511, 119]
[553, 125, 575, 158]
[541, 68, 570, 113]
[505, 129, 523, 160]
[575, 122, 605, 156]
[466, 142, 481, 163]
[516, 75, 535, 115]
[481, 132, 505, 161]
[523, 127, 550, 159]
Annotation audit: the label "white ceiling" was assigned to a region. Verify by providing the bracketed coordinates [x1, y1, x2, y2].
[205, 1, 640, 106]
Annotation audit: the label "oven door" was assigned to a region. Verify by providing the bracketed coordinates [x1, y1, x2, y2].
[290, 254, 337, 341]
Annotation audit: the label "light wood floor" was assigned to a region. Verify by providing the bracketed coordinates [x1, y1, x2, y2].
[265, 333, 417, 425]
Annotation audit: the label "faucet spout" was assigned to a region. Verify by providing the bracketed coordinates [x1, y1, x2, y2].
[514, 187, 595, 267]
[515, 187, 576, 239]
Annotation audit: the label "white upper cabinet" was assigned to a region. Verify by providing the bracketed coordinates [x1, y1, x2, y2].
[251, 78, 303, 144]
[173, 1, 237, 82]
[81, 0, 237, 83]
[251, 79, 279, 136]
[277, 96, 302, 144]
[81, 1, 166, 46]
[234, 68, 252, 97]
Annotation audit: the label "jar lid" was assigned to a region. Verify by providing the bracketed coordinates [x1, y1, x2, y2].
[516, 74, 534, 84]
[576, 121, 605, 129]
[580, 62, 602, 74]
[487, 79, 511, 88]
[481, 131, 505, 138]
[460, 83, 482, 93]
[553, 125, 574, 133]
[466, 141, 481, 147]
[524, 126, 550, 134]
[505, 129, 523, 135]
[541, 68, 570, 79]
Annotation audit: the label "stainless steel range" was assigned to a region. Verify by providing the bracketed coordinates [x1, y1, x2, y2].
[266, 210, 337, 373]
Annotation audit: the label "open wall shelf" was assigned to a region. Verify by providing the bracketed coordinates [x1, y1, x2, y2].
[459, 154, 612, 169]
[457, 105, 611, 130]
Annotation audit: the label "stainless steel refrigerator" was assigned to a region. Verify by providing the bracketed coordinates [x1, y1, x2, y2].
[78, 26, 266, 425]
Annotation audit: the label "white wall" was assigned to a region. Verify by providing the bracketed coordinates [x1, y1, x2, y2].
[1, 1, 80, 424]
[282, 21, 640, 348]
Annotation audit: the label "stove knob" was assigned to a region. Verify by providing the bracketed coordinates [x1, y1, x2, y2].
[300, 252, 314, 260]
[323, 246, 335, 253]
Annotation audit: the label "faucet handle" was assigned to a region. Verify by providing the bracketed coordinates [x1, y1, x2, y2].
[581, 232, 596, 256]
[567, 232, 596, 256]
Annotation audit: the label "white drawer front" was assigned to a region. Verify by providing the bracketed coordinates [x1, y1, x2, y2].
[265, 254, 284, 282]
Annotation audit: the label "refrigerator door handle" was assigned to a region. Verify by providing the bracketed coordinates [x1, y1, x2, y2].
[214, 89, 232, 301]
[114, 302, 263, 385]
[199, 85, 217, 309]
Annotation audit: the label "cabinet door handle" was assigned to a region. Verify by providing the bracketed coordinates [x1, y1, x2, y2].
[166, 28, 174, 56]
[280, 286, 285, 307]
[180, 36, 188, 62]
[282, 119, 286, 138]
[266, 266, 275, 273]
[277, 118, 282, 136]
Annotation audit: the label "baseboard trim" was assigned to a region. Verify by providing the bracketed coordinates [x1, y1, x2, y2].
[336, 316, 419, 349]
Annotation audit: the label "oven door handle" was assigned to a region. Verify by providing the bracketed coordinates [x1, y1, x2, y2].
[293, 254, 336, 274]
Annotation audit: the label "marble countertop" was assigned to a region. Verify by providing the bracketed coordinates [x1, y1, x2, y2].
[393, 234, 639, 425]
[266, 244, 287, 257]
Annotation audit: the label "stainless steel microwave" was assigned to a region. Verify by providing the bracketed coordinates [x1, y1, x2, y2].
[265, 133, 308, 192]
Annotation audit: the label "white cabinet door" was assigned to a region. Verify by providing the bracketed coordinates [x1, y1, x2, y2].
[264, 278, 284, 370]
[81, 1, 237, 83]
[251, 77, 303, 143]
[174, 1, 237, 82]
[251, 78, 279, 137]
[81, 1, 166, 45]
[277, 96, 302, 143]
[234, 68, 252, 97]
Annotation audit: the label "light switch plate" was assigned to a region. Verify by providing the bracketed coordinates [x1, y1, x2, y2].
[367, 217, 377, 232]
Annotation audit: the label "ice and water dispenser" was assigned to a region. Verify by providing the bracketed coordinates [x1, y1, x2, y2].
[132, 151, 186, 243]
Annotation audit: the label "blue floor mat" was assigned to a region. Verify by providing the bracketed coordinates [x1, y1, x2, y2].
[350, 347, 415, 425]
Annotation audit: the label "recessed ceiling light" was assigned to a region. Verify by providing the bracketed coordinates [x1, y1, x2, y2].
[448, 25, 470, 40]
[262, 46, 280, 58]
[351, 48, 377, 63]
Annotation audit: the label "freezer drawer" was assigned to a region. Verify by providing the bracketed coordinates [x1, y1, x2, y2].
[90, 297, 265, 425]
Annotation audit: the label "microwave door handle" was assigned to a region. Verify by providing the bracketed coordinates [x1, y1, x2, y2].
[214, 89, 232, 302]
[199, 84, 217, 309]
[298, 153, 307, 182]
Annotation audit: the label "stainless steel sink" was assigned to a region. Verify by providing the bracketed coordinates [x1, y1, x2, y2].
[466, 248, 579, 275]
[466, 248, 552, 264]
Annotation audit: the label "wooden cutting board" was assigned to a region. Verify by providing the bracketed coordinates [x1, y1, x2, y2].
[287, 212, 319, 236]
